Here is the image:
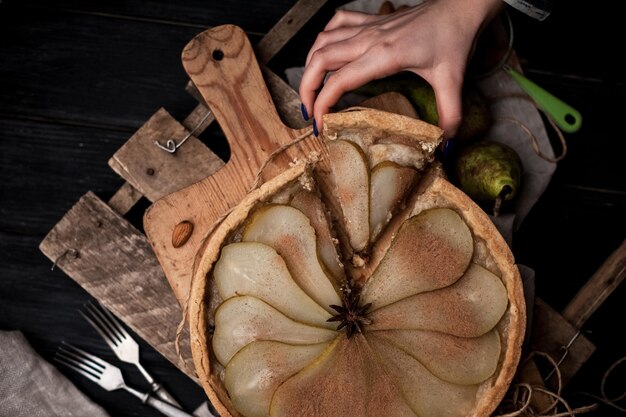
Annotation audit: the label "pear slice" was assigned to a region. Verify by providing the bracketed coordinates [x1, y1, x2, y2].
[290, 190, 345, 280]
[369, 162, 419, 242]
[368, 143, 431, 169]
[372, 329, 501, 385]
[212, 296, 337, 365]
[369, 263, 508, 337]
[362, 208, 473, 310]
[224, 340, 331, 417]
[327, 139, 370, 252]
[270, 334, 417, 417]
[369, 333, 478, 417]
[242, 205, 342, 311]
[214, 242, 333, 328]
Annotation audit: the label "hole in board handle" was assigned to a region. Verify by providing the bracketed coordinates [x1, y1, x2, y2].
[212, 49, 224, 61]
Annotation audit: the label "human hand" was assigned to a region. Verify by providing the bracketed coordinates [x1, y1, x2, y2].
[299, 0, 502, 139]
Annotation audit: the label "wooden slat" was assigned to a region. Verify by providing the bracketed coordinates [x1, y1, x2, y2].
[261, 66, 307, 129]
[531, 298, 595, 387]
[108, 181, 143, 216]
[562, 238, 626, 328]
[108, 108, 225, 203]
[185, 82, 207, 106]
[256, 0, 328, 64]
[39, 192, 196, 379]
[182, 103, 214, 133]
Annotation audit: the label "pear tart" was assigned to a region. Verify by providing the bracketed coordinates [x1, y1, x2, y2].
[189, 109, 525, 417]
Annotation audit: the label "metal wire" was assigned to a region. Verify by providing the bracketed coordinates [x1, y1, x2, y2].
[154, 109, 213, 153]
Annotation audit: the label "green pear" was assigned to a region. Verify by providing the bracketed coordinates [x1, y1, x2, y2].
[455, 88, 492, 142]
[453, 141, 522, 216]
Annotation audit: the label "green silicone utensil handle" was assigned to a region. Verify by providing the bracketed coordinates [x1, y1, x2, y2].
[504, 65, 582, 133]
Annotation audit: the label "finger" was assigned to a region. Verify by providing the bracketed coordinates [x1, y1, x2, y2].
[430, 74, 463, 140]
[324, 9, 376, 32]
[312, 53, 398, 129]
[300, 40, 366, 118]
[305, 25, 364, 67]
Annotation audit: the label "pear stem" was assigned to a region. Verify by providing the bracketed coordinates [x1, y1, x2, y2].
[493, 185, 513, 217]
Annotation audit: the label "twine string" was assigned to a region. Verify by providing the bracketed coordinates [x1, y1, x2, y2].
[578, 355, 626, 413]
[489, 92, 568, 163]
[601, 356, 626, 404]
[251, 128, 315, 189]
[494, 351, 597, 417]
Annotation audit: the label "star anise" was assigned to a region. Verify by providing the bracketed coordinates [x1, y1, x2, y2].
[327, 283, 372, 338]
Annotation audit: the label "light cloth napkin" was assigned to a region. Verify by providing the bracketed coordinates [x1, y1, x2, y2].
[0, 330, 110, 417]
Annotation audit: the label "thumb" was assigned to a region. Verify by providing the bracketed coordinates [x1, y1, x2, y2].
[431, 77, 463, 140]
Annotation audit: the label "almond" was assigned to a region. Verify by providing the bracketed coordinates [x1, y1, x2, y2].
[172, 220, 193, 248]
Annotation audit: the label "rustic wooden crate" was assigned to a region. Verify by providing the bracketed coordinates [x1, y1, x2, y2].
[38, 0, 625, 400]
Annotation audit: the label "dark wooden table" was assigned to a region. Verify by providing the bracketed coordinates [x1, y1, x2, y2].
[1, 1, 625, 416]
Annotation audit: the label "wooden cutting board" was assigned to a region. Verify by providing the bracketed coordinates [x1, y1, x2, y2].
[143, 24, 418, 303]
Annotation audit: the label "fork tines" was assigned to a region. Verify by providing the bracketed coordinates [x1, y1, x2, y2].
[80, 301, 128, 348]
[54, 342, 105, 382]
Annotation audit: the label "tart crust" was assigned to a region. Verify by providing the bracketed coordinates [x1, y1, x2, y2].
[188, 109, 525, 417]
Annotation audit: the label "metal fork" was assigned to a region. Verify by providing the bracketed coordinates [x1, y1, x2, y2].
[80, 301, 181, 407]
[55, 343, 193, 417]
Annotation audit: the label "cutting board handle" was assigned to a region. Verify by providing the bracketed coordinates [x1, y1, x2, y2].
[182, 25, 296, 180]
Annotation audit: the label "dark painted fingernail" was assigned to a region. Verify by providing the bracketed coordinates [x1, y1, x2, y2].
[301, 103, 309, 121]
[312, 118, 319, 137]
[443, 139, 454, 157]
